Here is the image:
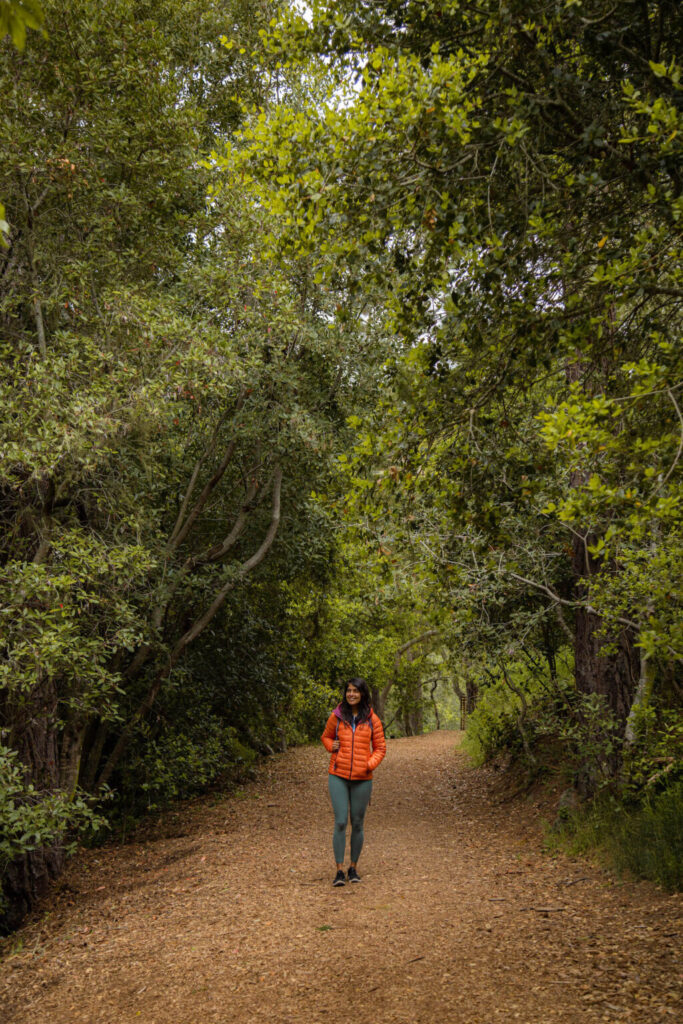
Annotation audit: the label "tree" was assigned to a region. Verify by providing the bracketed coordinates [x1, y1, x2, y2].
[2, 0, 380, 930]
[0, 0, 45, 242]
[228, 0, 682, 775]
[281, 525, 444, 731]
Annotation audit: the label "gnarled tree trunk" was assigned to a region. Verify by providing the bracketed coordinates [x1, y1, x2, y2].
[1, 679, 67, 935]
[572, 532, 638, 794]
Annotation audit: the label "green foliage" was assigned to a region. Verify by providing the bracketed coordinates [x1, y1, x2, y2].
[463, 658, 573, 766]
[608, 784, 683, 892]
[463, 686, 521, 766]
[285, 677, 338, 745]
[549, 784, 683, 893]
[230, 0, 682, 779]
[280, 528, 445, 734]
[2, 0, 682, 928]
[462, 654, 636, 794]
[119, 720, 257, 813]
[622, 706, 683, 801]
[0, 0, 44, 49]
[542, 692, 623, 789]
[1, 0, 390, 927]
[0, 745, 106, 881]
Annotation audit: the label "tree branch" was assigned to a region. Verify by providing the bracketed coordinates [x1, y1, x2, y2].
[498, 662, 536, 765]
[167, 387, 247, 554]
[380, 629, 440, 705]
[95, 466, 283, 791]
[507, 571, 639, 631]
[650, 387, 683, 497]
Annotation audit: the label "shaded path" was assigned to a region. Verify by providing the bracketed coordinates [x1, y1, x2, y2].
[1, 732, 680, 1023]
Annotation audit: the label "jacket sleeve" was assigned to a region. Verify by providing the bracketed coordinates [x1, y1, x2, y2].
[321, 713, 338, 753]
[367, 712, 386, 771]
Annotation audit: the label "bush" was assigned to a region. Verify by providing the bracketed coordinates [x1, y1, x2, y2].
[547, 782, 683, 892]
[462, 661, 565, 766]
[462, 676, 523, 764]
[608, 783, 683, 891]
[0, 745, 107, 907]
[622, 706, 683, 801]
[285, 676, 338, 745]
[117, 717, 258, 816]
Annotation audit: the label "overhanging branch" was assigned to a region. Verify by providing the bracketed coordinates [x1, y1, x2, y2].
[95, 465, 283, 791]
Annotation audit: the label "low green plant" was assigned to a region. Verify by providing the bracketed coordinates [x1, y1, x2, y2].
[622, 706, 683, 801]
[462, 660, 565, 766]
[463, 676, 523, 765]
[537, 691, 623, 791]
[0, 744, 107, 904]
[118, 718, 258, 814]
[547, 782, 683, 892]
[608, 783, 683, 891]
[284, 676, 338, 746]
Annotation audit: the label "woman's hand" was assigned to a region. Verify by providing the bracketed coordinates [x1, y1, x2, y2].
[331, 740, 340, 752]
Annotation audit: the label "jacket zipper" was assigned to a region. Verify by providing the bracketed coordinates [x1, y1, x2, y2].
[348, 719, 355, 779]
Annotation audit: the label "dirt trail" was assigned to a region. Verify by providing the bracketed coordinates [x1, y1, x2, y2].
[1, 731, 680, 1024]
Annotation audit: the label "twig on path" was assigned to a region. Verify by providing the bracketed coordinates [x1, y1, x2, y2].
[407, 955, 426, 964]
[522, 906, 567, 913]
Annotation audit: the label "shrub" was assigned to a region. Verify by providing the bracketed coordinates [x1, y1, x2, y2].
[463, 676, 523, 764]
[285, 676, 338, 745]
[608, 783, 683, 891]
[547, 782, 683, 892]
[462, 661, 566, 766]
[0, 744, 107, 907]
[117, 717, 257, 816]
[622, 706, 683, 801]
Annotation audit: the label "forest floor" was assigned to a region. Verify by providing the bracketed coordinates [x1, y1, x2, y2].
[0, 730, 680, 1024]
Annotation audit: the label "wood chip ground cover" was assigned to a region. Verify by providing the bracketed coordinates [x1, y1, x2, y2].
[1, 731, 680, 1023]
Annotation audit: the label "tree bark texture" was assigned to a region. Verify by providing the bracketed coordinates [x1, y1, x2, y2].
[1, 679, 66, 935]
[572, 533, 638, 723]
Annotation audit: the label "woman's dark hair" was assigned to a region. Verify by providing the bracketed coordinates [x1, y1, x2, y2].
[339, 677, 372, 723]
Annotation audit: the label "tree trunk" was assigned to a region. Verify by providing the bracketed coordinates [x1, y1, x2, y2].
[572, 533, 638, 794]
[572, 535, 638, 722]
[429, 679, 440, 729]
[466, 678, 479, 718]
[402, 670, 424, 736]
[370, 684, 384, 720]
[1, 680, 67, 935]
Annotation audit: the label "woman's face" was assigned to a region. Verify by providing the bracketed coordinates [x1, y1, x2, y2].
[346, 683, 361, 706]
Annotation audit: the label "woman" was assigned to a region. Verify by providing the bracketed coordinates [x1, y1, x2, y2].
[321, 677, 386, 886]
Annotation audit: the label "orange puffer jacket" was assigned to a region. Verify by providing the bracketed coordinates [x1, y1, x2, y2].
[321, 707, 386, 781]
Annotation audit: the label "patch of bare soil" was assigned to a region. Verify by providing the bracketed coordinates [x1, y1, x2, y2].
[1, 731, 680, 1024]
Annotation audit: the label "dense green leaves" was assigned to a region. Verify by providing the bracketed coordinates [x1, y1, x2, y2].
[0, 0, 393, 929]
[1, 0, 681, 926]
[225, 0, 682, 785]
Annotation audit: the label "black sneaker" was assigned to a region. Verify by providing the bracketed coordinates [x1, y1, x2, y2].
[347, 866, 361, 883]
[333, 869, 346, 887]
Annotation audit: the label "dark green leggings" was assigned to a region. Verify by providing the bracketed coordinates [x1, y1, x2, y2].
[328, 773, 373, 864]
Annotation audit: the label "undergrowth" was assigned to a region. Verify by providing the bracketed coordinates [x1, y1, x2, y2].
[546, 782, 683, 892]
[462, 655, 682, 891]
